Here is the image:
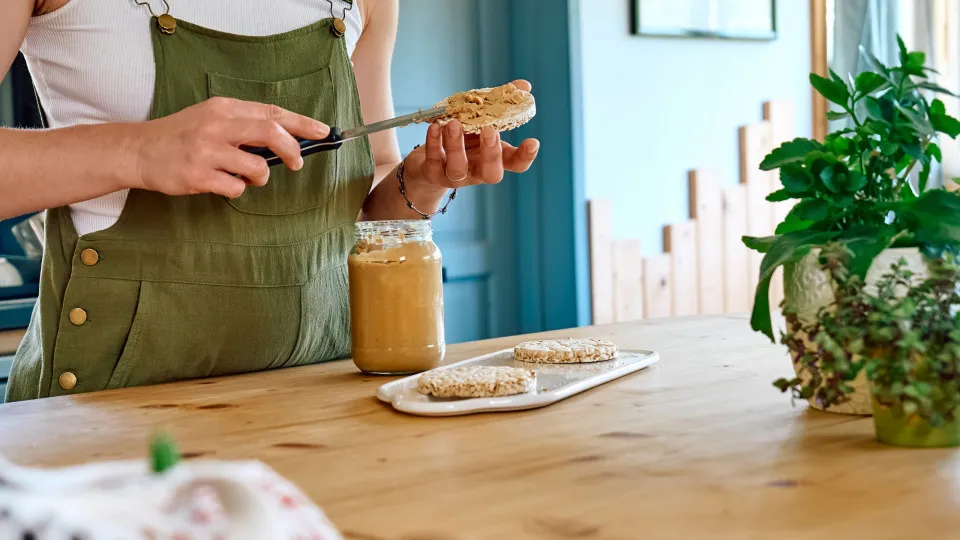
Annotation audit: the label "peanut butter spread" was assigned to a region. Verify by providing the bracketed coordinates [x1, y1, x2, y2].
[427, 83, 536, 135]
[444, 83, 527, 129]
[348, 239, 445, 374]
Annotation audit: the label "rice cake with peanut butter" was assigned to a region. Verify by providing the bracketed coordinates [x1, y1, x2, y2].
[428, 83, 536, 135]
[513, 338, 618, 364]
[416, 366, 536, 398]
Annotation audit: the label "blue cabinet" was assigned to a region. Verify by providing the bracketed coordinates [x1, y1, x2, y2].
[391, 0, 519, 344]
[392, 0, 591, 338]
[0, 255, 39, 331]
[1, 217, 41, 331]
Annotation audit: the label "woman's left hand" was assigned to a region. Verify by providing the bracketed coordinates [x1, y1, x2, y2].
[400, 80, 541, 207]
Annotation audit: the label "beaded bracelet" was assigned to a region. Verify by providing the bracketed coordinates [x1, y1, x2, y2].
[397, 145, 458, 219]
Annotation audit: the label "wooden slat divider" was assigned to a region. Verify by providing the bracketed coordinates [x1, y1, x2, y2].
[588, 200, 615, 325]
[763, 100, 797, 225]
[721, 185, 751, 313]
[612, 240, 644, 322]
[763, 100, 797, 312]
[663, 221, 698, 317]
[584, 99, 796, 321]
[642, 254, 673, 319]
[739, 122, 775, 294]
[688, 169, 724, 315]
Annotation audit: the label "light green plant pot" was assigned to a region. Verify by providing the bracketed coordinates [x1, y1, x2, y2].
[872, 401, 960, 448]
[782, 247, 929, 416]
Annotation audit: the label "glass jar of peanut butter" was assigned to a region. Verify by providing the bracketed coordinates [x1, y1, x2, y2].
[348, 220, 445, 374]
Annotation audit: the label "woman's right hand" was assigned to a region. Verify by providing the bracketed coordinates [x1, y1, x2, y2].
[132, 97, 330, 199]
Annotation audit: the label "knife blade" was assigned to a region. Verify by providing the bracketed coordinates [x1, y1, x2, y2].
[244, 106, 447, 168]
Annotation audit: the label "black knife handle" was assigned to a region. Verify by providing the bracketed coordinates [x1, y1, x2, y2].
[243, 127, 343, 168]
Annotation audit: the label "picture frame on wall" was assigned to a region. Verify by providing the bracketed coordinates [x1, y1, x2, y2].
[631, 0, 777, 41]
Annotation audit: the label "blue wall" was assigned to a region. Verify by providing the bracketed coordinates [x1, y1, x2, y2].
[579, 0, 813, 255]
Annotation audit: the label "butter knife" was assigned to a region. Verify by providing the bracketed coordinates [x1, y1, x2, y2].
[244, 106, 447, 168]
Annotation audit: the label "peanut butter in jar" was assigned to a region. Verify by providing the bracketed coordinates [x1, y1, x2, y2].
[348, 220, 445, 374]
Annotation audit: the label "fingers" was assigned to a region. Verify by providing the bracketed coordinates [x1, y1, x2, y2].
[417, 121, 539, 191]
[206, 171, 248, 199]
[442, 121, 469, 182]
[214, 97, 330, 140]
[422, 123, 447, 183]
[218, 148, 271, 187]
[226, 119, 304, 171]
[142, 97, 329, 199]
[260, 103, 330, 140]
[510, 79, 532, 92]
[502, 138, 540, 173]
[204, 97, 330, 173]
[477, 127, 504, 184]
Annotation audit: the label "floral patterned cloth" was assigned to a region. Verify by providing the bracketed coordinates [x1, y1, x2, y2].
[0, 458, 342, 540]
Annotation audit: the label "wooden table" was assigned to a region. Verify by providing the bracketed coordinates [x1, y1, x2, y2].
[0, 315, 957, 539]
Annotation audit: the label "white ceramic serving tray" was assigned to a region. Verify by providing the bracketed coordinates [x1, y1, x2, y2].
[376, 349, 659, 417]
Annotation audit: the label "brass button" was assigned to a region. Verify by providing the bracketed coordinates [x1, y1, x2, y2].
[69, 308, 88, 326]
[157, 13, 177, 35]
[331, 17, 346, 38]
[80, 248, 99, 266]
[59, 372, 78, 391]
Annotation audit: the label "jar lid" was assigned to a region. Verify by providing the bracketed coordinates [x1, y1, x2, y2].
[355, 220, 432, 242]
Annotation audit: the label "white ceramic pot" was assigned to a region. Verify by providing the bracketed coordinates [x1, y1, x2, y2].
[0, 456, 343, 540]
[782, 247, 929, 415]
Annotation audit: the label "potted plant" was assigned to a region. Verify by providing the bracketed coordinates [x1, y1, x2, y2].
[776, 248, 960, 447]
[743, 36, 960, 415]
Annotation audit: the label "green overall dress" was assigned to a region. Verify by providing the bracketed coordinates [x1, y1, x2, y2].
[6, 16, 373, 402]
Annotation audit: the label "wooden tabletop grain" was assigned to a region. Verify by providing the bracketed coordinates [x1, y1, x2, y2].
[0, 315, 957, 540]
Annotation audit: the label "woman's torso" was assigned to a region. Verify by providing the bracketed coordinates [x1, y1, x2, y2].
[20, 0, 363, 235]
[7, 3, 375, 401]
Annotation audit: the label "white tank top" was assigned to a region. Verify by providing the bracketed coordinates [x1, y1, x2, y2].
[20, 0, 364, 235]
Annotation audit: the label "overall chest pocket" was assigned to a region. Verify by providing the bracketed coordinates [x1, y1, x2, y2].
[207, 68, 339, 215]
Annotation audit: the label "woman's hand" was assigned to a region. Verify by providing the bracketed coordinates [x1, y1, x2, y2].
[400, 80, 541, 210]
[132, 97, 331, 199]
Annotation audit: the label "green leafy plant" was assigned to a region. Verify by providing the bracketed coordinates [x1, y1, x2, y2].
[775, 247, 960, 425]
[744, 36, 960, 341]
